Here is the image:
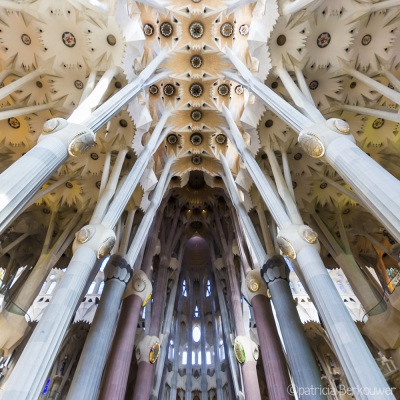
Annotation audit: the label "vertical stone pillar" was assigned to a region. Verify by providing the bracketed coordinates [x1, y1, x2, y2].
[185, 277, 194, 400]
[262, 255, 326, 399]
[0, 119, 95, 234]
[200, 275, 208, 400]
[98, 269, 152, 400]
[244, 269, 293, 400]
[66, 255, 132, 400]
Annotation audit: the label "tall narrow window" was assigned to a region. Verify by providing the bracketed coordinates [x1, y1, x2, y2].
[182, 351, 187, 365]
[194, 304, 199, 318]
[182, 280, 187, 297]
[206, 279, 211, 297]
[206, 351, 211, 365]
[193, 326, 201, 342]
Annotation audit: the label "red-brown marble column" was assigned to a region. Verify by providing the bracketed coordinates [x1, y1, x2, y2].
[99, 294, 142, 400]
[252, 293, 293, 399]
[99, 270, 152, 400]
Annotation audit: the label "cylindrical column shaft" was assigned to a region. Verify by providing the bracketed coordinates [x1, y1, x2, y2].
[99, 294, 142, 400]
[251, 294, 292, 400]
[67, 256, 132, 400]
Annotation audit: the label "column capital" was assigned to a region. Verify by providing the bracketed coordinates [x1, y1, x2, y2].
[244, 269, 269, 302]
[38, 118, 95, 157]
[261, 255, 290, 283]
[135, 335, 161, 365]
[124, 269, 153, 305]
[276, 224, 320, 260]
[298, 118, 355, 159]
[104, 254, 133, 284]
[72, 224, 116, 259]
[233, 335, 259, 364]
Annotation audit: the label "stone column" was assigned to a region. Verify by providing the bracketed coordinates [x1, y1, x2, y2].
[185, 278, 194, 400]
[222, 100, 394, 398]
[0, 51, 167, 235]
[200, 276, 208, 400]
[211, 280, 224, 400]
[99, 269, 152, 400]
[244, 269, 293, 400]
[262, 255, 327, 399]
[224, 49, 400, 244]
[66, 255, 132, 400]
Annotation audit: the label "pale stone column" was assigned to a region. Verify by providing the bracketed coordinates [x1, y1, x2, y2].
[0, 51, 167, 235]
[224, 49, 400, 243]
[262, 256, 325, 399]
[222, 100, 395, 399]
[200, 275, 208, 400]
[1, 156, 171, 400]
[66, 255, 132, 400]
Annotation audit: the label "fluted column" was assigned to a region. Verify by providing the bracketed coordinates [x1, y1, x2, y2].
[66, 255, 132, 400]
[0, 51, 167, 235]
[1, 155, 171, 400]
[222, 97, 394, 399]
[98, 268, 152, 400]
[185, 278, 194, 400]
[244, 269, 292, 400]
[262, 255, 326, 399]
[224, 49, 400, 244]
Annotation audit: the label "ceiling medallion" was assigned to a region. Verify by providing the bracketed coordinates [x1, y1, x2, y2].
[190, 55, 203, 69]
[276, 236, 296, 259]
[191, 155, 202, 165]
[62, 32, 76, 48]
[149, 85, 159, 95]
[143, 24, 154, 36]
[235, 85, 244, 95]
[215, 134, 227, 145]
[239, 24, 249, 36]
[74, 80, 84, 90]
[21, 34, 31, 45]
[189, 22, 204, 39]
[361, 34, 372, 46]
[317, 32, 331, 48]
[372, 118, 384, 129]
[234, 340, 246, 364]
[96, 181, 101, 189]
[149, 342, 161, 364]
[294, 153, 302, 160]
[160, 22, 173, 37]
[303, 228, 318, 244]
[167, 134, 178, 145]
[191, 109, 202, 121]
[190, 133, 203, 146]
[90, 153, 99, 160]
[163, 84, 175, 96]
[309, 80, 318, 90]
[8, 117, 20, 129]
[190, 83, 203, 97]
[220, 22, 233, 38]
[277, 34, 286, 46]
[218, 84, 230, 96]
[334, 119, 350, 134]
[65, 182, 73, 189]
[106, 34, 116, 46]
